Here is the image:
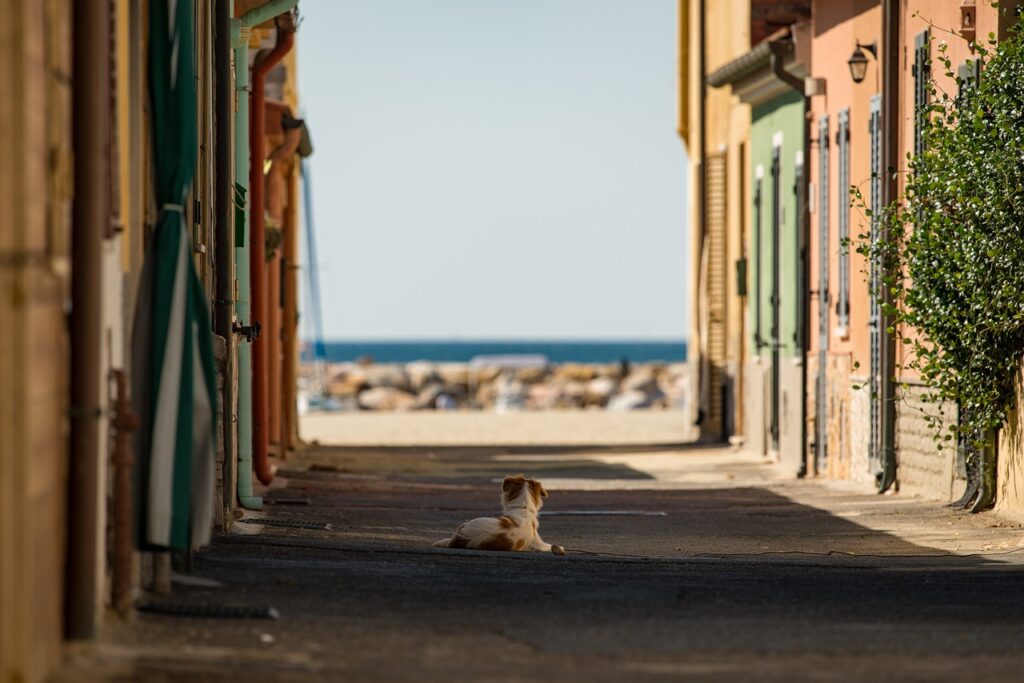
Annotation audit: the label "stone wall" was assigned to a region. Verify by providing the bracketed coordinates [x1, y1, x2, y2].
[825, 354, 853, 480]
[997, 363, 1024, 521]
[894, 381, 960, 501]
[745, 357, 769, 457]
[848, 374, 873, 485]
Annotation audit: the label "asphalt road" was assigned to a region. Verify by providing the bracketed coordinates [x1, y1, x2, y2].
[62, 444, 1024, 682]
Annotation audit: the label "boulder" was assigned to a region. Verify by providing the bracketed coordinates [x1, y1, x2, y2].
[473, 365, 504, 385]
[363, 364, 411, 391]
[593, 363, 623, 379]
[526, 383, 561, 410]
[413, 382, 443, 410]
[607, 389, 655, 411]
[436, 363, 470, 387]
[405, 361, 442, 391]
[516, 366, 549, 384]
[584, 376, 619, 407]
[621, 369, 658, 395]
[412, 381, 464, 410]
[494, 373, 527, 412]
[562, 380, 586, 402]
[358, 386, 416, 411]
[555, 363, 597, 382]
[326, 364, 368, 395]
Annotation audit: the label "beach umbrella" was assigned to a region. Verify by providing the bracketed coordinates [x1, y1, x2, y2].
[132, 0, 217, 551]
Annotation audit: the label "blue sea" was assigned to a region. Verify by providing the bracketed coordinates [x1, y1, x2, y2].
[304, 340, 687, 364]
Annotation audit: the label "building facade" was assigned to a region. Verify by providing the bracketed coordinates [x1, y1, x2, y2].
[679, 0, 811, 445]
[706, 21, 810, 474]
[1, 2, 308, 681]
[806, 0, 884, 488]
[687, 0, 1024, 518]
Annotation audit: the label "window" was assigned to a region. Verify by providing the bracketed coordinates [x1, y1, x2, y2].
[754, 169, 764, 350]
[913, 29, 931, 158]
[957, 58, 981, 100]
[818, 115, 830, 349]
[794, 150, 805, 349]
[835, 108, 850, 330]
[869, 93, 883, 466]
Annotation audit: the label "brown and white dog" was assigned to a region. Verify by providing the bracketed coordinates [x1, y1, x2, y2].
[433, 474, 565, 555]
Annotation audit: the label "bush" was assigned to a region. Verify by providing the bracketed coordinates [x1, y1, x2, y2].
[857, 27, 1024, 448]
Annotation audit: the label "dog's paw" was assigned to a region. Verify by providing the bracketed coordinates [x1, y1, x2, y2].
[551, 544, 566, 556]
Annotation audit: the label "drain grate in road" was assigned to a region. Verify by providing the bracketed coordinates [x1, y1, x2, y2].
[239, 517, 333, 530]
[540, 510, 667, 517]
[137, 599, 280, 619]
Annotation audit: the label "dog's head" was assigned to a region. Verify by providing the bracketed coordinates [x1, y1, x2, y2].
[501, 473, 548, 511]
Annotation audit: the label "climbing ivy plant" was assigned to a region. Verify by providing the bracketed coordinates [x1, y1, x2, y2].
[856, 25, 1024, 450]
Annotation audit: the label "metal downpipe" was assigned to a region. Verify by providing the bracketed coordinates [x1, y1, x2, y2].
[877, 0, 900, 493]
[215, 0, 237, 521]
[250, 27, 294, 486]
[282, 163, 300, 452]
[66, 0, 110, 640]
[232, 0, 298, 504]
[233, 18, 261, 510]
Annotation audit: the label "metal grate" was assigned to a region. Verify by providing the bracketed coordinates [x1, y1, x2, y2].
[239, 518, 332, 531]
[137, 599, 280, 619]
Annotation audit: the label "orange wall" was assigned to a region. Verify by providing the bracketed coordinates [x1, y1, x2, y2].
[895, 2, 1004, 378]
[808, 0, 881, 375]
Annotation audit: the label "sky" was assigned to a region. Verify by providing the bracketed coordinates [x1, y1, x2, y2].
[297, 0, 688, 341]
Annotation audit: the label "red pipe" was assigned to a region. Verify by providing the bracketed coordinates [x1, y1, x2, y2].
[250, 29, 294, 485]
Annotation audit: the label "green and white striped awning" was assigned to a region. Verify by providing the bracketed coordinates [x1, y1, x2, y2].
[133, 0, 217, 551]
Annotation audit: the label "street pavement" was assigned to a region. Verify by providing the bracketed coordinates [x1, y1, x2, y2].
[59, 443, 1024, 682]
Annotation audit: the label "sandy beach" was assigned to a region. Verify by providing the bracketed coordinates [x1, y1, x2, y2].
[299, 409, 694, 447]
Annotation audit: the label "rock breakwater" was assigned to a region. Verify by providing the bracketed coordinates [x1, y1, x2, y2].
[301, 360, 689, 413]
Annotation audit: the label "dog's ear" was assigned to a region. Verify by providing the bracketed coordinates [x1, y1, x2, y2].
[502, 474, 522, 493]
[529, 479, 548, 499]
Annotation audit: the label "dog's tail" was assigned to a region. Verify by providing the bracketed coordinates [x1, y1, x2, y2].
[432, 538, 451, 548]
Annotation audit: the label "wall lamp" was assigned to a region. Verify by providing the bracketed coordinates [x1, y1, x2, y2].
[848, 41, 877, 84]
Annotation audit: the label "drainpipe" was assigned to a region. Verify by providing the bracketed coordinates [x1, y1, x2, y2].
[215, 0, 237, 522]
[695, 0, 708, 434]
[67, 0, 110, 639]
[769, 36, 811, 478]
[229, 0, 297, 502]
[282, 163, 300, 452]
[232, 11, 260, 510]
[251, 26, 295, 485]
[877, 0, 900, 493]
[110, 370, 138, 618]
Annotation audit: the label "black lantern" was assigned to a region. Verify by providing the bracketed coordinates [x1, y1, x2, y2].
[848, 41, 877, 84]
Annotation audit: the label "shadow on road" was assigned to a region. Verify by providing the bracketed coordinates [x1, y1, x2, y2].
[65, 442, 1024, 683]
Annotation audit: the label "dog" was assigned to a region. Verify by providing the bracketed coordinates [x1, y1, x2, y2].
[433, 474, 566, 555]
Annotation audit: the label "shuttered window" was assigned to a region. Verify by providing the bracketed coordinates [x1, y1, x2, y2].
[913, 30, 930, 159]
[754, 173, 764, 350]
[816, 115, 830, 474]
[818, 115, 829, 349]
[705, 153, 728, 436]
[835, 109, 850, 330]
[957, 58, 980, 101]
[869, 94, 883, 468]
[794, 151, 805, 349]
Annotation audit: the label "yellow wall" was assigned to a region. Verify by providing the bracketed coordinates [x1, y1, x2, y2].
[679, 0, 752, 440]
[0, 1, 73, 681]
